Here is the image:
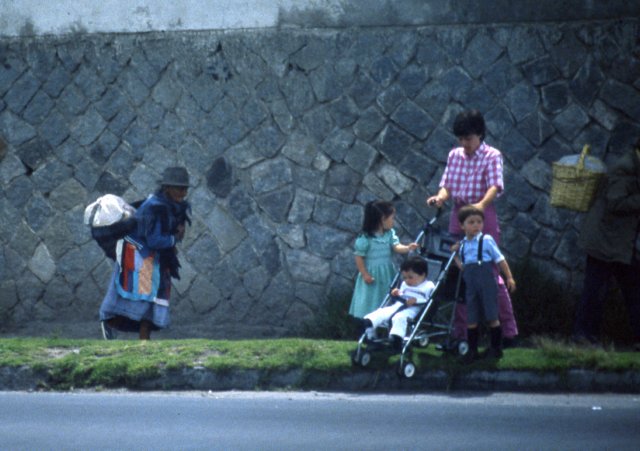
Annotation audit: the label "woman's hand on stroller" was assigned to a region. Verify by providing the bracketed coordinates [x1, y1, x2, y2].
[427, 194, 446, 208]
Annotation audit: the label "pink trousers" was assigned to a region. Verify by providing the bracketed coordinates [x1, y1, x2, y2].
[449, 203, 519, 340]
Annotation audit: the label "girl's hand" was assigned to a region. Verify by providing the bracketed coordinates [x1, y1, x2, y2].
[406, 297, 417, 306]
[363, 273, 375, 284]
[391, 288, 400, 297]
[506, 277, 516, 293]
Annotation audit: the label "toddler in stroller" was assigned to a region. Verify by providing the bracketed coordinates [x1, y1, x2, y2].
[361, 256, 435, 351]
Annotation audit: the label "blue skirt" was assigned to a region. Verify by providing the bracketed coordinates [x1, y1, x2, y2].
[99, 266, 170, 331]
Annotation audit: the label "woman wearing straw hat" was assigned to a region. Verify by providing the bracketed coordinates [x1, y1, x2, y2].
[99, 166, 191, 340]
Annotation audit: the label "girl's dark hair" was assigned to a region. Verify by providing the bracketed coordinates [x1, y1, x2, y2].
[400, 256, 428, 276]
[457, 205, 484, 224]
[453, 110, 486, 141]
[362, 200, 395, 236]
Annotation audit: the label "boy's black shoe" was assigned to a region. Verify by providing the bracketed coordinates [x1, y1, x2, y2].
[502, 336, 518, 349]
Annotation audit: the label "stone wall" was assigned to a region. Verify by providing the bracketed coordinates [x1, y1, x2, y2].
[0, 19, 639, 338]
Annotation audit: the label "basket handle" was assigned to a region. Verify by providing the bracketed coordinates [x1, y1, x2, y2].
[577, 144, 590, 171]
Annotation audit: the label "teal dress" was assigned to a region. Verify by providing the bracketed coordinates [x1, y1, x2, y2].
[349, 229, 400, 318]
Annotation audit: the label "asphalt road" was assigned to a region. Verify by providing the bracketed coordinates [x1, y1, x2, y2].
[1, 391, 639, 450]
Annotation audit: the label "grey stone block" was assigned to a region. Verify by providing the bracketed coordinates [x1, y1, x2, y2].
[324, 164, 360, 202]
[349, 73, 378, 109]
[523, 55, 561, 86]
[440, 66, 473, 102]
[24, 195, 54, 232]
[312, 195, 343, 225]
[506, 28, 546, 65]
[415, 35, 451, 77]
[28, 243, 56, 283]
[0, 153, 25, 185]
[328, 95, 359, 128]
[378, 124, 414, 163]
[378, 163, 414, 195]
[600, 79, 640, 121]
[205, 205, 247, 253]
[186, 233, 222, 274]
[279, 71, 315, 116]
[306, 224, 352, 259]
[322, 128, 354, 163]
[391, 100, 434, 140]
[518, 112, 555, 147]
[521, 158, 552, 191]
[552, 103, 590, 141]
[463, 32, 502, 78]
[250, 159, 292, 194]
[370, 56, 398, 88]
[353, 106, 386, 142]
[344, 140, 378, 175]
[257, 186, 294, 222]
[308, 65, 343, 103]
[42, 65, 72, 98]
[4, 72, 40, 114]
[288, 189, 315, 224]
[286, 249, 330, 284]
[0, 111, 37, 146]
[0, 55, 26, 96]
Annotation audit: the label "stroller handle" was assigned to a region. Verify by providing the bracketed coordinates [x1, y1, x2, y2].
[425, 201, 443, 228]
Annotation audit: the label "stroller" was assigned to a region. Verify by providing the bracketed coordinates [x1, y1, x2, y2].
[351, 209, 469, 378]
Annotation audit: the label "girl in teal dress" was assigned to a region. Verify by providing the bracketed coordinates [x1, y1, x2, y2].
[349, 200, 418, 318]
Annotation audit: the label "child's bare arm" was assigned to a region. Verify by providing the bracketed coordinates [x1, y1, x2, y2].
[498, 259, 516, 292]
[393, 242, 419, 254]
[355, 255, 374, 284]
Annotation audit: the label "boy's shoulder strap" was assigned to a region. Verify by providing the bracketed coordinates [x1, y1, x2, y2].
[477, 233, 484, 264]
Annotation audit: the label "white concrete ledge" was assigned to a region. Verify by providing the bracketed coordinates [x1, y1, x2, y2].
[1, 0, 638, 37]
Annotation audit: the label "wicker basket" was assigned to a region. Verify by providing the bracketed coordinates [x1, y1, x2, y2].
[550, 145, 605, 212]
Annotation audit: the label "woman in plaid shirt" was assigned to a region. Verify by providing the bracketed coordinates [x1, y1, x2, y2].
[427, 110, 518, 346]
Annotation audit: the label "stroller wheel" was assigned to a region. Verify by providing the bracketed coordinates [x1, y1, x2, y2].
[398, 361, 416, 379]
[359, 351, 372, 367]
[417, 334, 429, 348]
[457, 340, 469, 356]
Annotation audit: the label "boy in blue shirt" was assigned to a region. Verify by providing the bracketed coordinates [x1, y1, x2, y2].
[458, 205, 516, 361]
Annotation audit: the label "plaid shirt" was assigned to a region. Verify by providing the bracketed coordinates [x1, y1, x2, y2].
[439, 142, 504, 205]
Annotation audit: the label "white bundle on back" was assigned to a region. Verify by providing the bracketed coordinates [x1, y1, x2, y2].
[84, 194, 136, 227]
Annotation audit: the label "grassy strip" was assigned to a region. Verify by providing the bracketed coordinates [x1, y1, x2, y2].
[0, 337, 638, 390]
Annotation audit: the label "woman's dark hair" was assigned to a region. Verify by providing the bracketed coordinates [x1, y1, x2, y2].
[362, 200, 395, 236]
[457, 205, 484, 224]
[400, 256, 428, 277]
[453, 110, 486, 141]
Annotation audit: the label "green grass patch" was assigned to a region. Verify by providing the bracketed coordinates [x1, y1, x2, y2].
[0, 337, 638, 390]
